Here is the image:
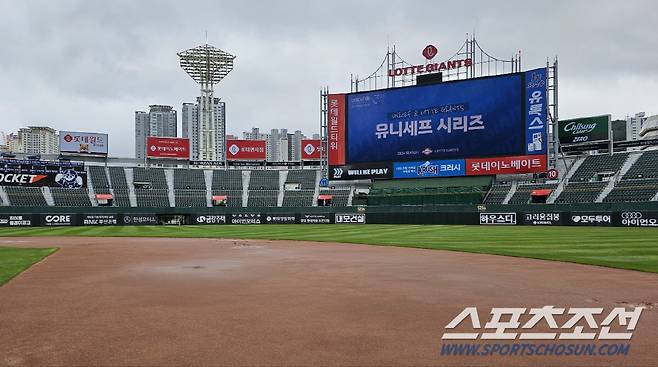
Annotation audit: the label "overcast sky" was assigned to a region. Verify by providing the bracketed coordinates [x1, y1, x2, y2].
[1, 0, 657, 156]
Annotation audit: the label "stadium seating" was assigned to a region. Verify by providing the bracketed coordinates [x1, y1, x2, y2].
[555, 182, 608, 203]
[133, 168, 167, 189]
[508, 183, 558, 205]
[247, 190, 278, 207]
[623, 150, 658, 179]
[175, 189, 207, 207]
[603, 178, 658, 203]
[108, 167, 129, 189]
[51, 188, 92, 206]
[285, 170, 317, 190]
[570, 153, 629, 182]
[484, 184, 511, 204]
[135, 189, 170, 207]
[212, 170, 243, 190]
[282, 190, 315, 207]
[174, 169, 206, 190]
[249, 170, 279, 190]
[4, 187, 47, 206]
[88, 166, 111, 193]
[319, 189, 350, 206]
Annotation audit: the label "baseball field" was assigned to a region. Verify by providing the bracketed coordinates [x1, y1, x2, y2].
[1, 225, 657, 366]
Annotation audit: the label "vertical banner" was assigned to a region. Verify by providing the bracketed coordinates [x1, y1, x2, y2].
[524, 68, 547, 156]
[301, 139, 322, 160]
[328, 94, 346, 166]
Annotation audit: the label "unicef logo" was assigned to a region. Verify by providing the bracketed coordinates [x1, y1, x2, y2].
[229, 144, 239, 155]
[304, 144, 315, 155]
[527, 72, 546, 88]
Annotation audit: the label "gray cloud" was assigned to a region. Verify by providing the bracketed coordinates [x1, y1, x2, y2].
[1, 0, 656, 156]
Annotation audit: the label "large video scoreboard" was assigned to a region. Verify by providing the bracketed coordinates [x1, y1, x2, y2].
[328, 68, 548, 180]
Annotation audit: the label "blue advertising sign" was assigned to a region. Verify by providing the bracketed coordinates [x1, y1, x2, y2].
[524, 68, 547, 155]
[345, 69, 547, 165]
[393, 159, 465, 179]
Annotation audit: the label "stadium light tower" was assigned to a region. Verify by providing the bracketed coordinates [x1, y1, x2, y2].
[178, 44, 235, 162]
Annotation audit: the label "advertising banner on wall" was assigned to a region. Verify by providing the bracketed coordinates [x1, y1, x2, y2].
[479, 213, 517, 225]
[465, 155, 547, 176]
[226, 139, 266, 161]
[558, 115, 611, 145]
[192, 214, 228, 225]
[301, 139, 322, 160]
[522, 212, 562, 226]
[568, 212, 613, 226]
[335, 213, 366, 224]
[59, 131, 108, 156]
[329, 162, 392, 180]
[617, 211, 658, 227]
[121, 214, 159, 225]
[146, 137, 190, 159]
[393, 159, 465, 179]
[81, 214, 118, 226]
[230, 213, 262, 224]
[0, 170, 87, 188]
[0, 214, 36, 227]
[300, 214, 333, 224]
[263, 214, 297, 224]
[41, 214, 79, 226]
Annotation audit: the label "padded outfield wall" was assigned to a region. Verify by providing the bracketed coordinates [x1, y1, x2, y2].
[1, 202, 658, 227]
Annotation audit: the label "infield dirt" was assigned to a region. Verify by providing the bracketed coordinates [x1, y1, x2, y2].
[0, 236, 656, 366]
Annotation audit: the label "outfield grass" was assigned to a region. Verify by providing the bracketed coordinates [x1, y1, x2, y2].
[0, 225, 657, 273]
[0, 247, 57, 285]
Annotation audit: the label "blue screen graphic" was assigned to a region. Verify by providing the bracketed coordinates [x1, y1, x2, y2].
[346, 72, 534, 164]
[393, 159, 466, 179]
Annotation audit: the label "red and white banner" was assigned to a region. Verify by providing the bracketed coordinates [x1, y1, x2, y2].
[146, 137, 190, 159]
[226, 139, 266, 160]
[465, 155, 547, 176]
[301, 139, 322, 160]
[327, 94, 346, 166]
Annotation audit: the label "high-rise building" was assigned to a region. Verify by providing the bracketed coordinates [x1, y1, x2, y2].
[626, 112, 647, 142]
[135, 105, 177, 159]
[2, 126, 59, 155]
[182, 97, 225, 161]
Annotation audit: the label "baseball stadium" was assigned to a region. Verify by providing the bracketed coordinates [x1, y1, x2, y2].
[1, 34, 658, 366]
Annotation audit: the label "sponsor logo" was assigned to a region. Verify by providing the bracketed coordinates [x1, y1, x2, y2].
[480, 213, 517, 225]
[571, 214, 611, 225]
[335, 214, 366, 224]
[231, 213, 261, 224]
[564, 121, 597, 135]
[229, 144, 239, 155]
[422, 44, 438, 60]
[526, 71, 546, 89]
[422, 148, 433, 156]
[44, 214, 72, 226]
[620, 212, 658, 227]
[122, 215, 158, 225]
[333, 167, 343, 178]
[264, 215, 297, 224]
[195, 215, 226, 224]
[300, 214, 332, 224]
[523, 213, 560, 226]
[303, 143, 315, 155]
[64, 134, 73, 142]
[0, 173, 48, 185]
[0, 215, 33, 227]
[55, 169, 84, 188]
[82, 214, 117, 226]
